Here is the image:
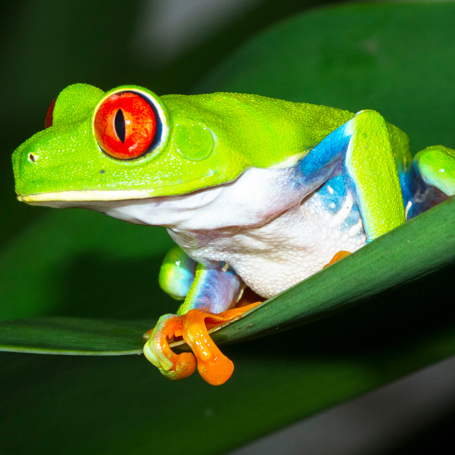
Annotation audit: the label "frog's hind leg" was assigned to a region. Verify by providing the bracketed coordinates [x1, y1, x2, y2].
[294, 109, 406, 243]
[144, 262, 262, 385]
[404, 145, 455, 219]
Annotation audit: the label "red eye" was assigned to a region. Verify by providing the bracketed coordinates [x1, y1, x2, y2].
[94, 92, 156, 160]
[45, 98, 56, 128]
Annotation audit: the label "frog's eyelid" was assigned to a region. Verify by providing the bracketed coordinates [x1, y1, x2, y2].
[45, 98, 56, 129]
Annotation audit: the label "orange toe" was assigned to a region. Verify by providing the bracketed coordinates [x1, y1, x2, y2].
[144, 301, 262, 385]
[181, 301, 262, 385]
[181, 309, 234, 385]
[143, 314, 197, 381]
[323, 250, 351, 268]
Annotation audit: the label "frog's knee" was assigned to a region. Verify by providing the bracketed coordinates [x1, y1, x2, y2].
[353, 109, 385, 124]
[349, 110, 388, 139]
[354, 109, 382, 118]
[415, 145, 455, 196]
[159, 245, 197, 300]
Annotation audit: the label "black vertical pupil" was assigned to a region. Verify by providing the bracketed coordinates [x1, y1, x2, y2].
[114, 109, 126, 143]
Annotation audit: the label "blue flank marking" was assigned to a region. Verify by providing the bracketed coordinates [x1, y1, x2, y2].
[291, 119, 365, 237]
[292, 122, 352, 193]
[401, 163, 448, 219]
[315, 175, 363, 233]
[399, 169, 412, 209]
[317, 175, 347, 214]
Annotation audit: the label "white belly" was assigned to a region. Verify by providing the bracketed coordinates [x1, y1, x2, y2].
[99, 166, 367, 298]
[169, 191, 367, 299]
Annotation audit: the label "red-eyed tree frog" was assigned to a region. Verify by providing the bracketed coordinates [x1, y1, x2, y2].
[12, 84, 455, 385]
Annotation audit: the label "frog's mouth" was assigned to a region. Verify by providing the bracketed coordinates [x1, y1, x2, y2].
[17, 189, 166, 203]
[17, 182, 229, 228]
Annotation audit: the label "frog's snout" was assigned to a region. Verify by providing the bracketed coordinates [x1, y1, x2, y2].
[28, 152, 39, 163]
[12, 136, 47, 198]
[14, 141, 40, 169]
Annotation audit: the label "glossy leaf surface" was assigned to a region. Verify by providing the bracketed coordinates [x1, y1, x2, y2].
[0, 317, 150, 354]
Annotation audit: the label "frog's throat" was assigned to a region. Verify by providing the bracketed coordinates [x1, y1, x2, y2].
[17, 189, 158, 203]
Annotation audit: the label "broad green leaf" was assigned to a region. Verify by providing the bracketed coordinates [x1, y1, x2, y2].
[2, 265, 455, 455]
[2, 3, 455, 455]
[0, 317, 151, 354]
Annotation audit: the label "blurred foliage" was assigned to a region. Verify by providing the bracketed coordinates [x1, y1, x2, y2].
[1, 1, 455, 454]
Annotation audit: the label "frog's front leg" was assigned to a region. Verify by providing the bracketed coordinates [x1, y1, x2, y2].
[144, 261, 260, 385]
[295, 109, 405, 244]
[343, 110, 406, 239]
[404, 145, 455, 218]
[158, 245, 197, 301]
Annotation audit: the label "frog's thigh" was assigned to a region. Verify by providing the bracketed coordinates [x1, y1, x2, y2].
[159, 245, 197, 300]
[414, 145, 455, 197]
[345, 110, 405, 240]
[146, 264, 250, 385]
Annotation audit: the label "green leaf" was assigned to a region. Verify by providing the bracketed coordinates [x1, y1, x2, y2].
[0, 317, 152, 354]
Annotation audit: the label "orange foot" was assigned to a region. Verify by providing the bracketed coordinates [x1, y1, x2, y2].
[323, 250, 351, 268]
[143, 301, 262, 385]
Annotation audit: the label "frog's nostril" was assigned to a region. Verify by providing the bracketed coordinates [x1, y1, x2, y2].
[28, 153, 38, 163]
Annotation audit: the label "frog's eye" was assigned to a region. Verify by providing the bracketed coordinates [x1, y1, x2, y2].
[45, 98, 56, 128]
[94, 91, 157, 160]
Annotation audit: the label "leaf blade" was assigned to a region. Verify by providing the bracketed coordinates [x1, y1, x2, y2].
[0, 317, 153, 355]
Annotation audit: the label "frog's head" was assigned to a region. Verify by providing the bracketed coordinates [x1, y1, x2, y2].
[12, 84, 247, 204]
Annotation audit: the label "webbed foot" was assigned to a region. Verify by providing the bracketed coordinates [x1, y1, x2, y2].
[143, 301, 262, 385]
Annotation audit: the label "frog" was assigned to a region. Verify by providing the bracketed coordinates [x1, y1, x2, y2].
[12, 83, 455, 385]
